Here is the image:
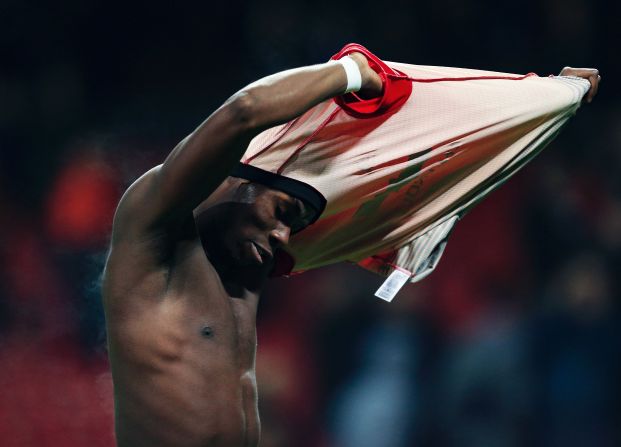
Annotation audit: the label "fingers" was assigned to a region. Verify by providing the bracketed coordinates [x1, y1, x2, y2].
[586, 73, 601, 103]
[559, 67, 601, 103]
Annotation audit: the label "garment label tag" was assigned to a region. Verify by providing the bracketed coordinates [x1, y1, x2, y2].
[374, 269, 411, 302]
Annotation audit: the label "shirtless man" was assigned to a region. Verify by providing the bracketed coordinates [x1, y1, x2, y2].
[102, 51, 384, 447]
[102, 46, 600, 446]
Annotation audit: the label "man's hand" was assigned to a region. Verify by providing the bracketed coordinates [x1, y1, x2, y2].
[559, 67, 601, 103]
[348, 52, 384, 99]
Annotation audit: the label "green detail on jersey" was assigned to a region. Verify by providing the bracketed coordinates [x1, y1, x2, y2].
[354, 153, 424, 218]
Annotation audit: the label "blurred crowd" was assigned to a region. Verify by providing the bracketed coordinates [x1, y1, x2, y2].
[1, 0, 619, 446]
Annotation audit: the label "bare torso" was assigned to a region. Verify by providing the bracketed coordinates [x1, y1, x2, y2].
[102, 219, 261, 447]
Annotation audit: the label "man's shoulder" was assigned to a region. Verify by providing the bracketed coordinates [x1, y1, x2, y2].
[111, 164, 198, 249]
[110, 166, 162, 244]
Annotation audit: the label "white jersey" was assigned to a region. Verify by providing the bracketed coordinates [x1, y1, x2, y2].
[238, 45, 589, 298]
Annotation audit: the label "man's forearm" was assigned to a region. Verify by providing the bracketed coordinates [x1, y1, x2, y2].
[235, 62, 353, 130]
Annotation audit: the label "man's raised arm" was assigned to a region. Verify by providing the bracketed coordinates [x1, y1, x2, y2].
[113, 53, 382, 241]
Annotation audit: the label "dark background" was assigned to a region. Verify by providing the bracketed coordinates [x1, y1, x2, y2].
[1, 1, 620, 446]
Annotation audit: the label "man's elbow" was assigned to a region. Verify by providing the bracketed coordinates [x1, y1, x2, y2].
[226, 90, 261, 131]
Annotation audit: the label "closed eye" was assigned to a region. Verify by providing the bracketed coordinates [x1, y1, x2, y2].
[277, 201, 301, 228]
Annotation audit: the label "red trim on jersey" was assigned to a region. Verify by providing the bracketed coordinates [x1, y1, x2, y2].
[392, 72, 538, 83]
[331, 43, 414, 118]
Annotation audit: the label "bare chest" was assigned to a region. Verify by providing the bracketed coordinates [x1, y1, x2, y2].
[104, 238, 259, 368]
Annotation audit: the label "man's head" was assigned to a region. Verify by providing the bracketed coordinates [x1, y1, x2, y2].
[197, 178, 315, 270]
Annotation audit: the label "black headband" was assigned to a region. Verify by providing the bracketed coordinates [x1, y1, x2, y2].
[230, 163, 327, 227]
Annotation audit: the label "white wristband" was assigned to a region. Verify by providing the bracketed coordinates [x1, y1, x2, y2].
[331, 56, 362, 93]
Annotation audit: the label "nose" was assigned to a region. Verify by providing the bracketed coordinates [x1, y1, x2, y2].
[269, 223, 291, 248]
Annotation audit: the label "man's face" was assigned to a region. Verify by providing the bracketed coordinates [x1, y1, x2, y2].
[215, 182, 312, 268]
